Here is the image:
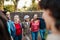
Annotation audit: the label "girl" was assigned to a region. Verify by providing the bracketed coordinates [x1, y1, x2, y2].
[30, 14, 40, 40]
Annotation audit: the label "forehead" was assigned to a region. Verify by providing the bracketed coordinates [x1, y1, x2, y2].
[34, 14, 38, 16]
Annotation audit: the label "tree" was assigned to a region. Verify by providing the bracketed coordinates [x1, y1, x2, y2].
[6, 0, 19, 11]
[27, 0, 39, 11]
[12, 0, 19, 11]
[0, 0, 4, 10]
[32, 0, 35, 3]
[4, 5, 15, 12]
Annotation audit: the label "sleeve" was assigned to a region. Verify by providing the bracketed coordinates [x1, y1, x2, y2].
[10, 22, 15, 32]
[7, 22, 11, 35]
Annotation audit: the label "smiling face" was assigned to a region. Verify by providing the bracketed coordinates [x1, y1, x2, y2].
[33, 14, 38, 19]
[14, 15, 20, 23]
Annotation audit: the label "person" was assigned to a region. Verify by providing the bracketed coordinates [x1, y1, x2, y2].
[13, 15, 22, 40]
[22, 15, 31, 40]
[0, 11, 11, 40]
[30, 14, 40, 40]
[6, 11, 12, 35]
[6, 11, 15, 40]
[39, 0, 60, 40]
[6, 12, 11, 20]
[39, 18, 46, 40]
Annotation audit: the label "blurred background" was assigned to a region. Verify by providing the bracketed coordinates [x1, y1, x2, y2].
[0, 0, 42, 12]
[0, 0, 47, 40]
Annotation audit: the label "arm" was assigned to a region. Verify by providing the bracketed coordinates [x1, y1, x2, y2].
[7, 22, 11, 35]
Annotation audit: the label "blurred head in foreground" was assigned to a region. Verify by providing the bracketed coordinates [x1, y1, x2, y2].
[0, 11, 11, 40]
[39, 0, 60, 31]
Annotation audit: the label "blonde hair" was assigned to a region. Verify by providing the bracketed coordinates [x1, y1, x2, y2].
[14, 15, 20, 22]
[6, 12, 10, 15]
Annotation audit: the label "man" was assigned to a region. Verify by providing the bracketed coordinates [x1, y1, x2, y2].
[39, 18, 46, 40]
[22, 15, 31, 40]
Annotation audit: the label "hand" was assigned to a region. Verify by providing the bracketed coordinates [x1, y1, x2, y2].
[29, 28, 31, 31]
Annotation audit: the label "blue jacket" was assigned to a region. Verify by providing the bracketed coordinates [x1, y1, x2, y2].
[7, 20, 16, 37]
[7, 20, 22, 37]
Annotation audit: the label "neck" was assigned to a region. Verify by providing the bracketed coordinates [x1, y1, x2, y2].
[51, 22, 60, 34]
[25, 20, 29, 22]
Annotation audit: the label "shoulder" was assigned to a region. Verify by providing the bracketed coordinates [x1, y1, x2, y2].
[46, 34, 60, 40]
[31, 19, 34, 21]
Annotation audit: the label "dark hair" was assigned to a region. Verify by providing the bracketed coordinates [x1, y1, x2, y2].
[39, 0, 60, 31]
[0, 12, 11, 40]
[0, 10, 8, 16]
[33, 18, 39, 21]
[25, 20, 27, 22]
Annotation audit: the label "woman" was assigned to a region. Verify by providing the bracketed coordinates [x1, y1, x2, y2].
[6, 11, 15, 40]
[13, 15, 22, 40]
[22, 15, 31, 40]
[39, 0, 60, 40]
[0, 11, 11, 40]
[30, 14, 40, 40]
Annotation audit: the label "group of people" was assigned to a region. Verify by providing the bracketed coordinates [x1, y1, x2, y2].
[6, 11, 46, 40]
[0, 0, 60, 40]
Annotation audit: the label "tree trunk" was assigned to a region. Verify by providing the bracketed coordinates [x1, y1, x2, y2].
[14, 4, 17, 11]
[13, 0, 19, 12]
[0, 0, 4, 10]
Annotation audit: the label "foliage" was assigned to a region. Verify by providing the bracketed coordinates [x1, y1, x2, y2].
[27, 2, 39, 11]
[32, 0, 35, 3]
[6, 0, 19, 11]
[4, 5, 15, 12]
[12, 0, 19, 11]
[27, 0, 40, 11]
[0, 0, 4, 10]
